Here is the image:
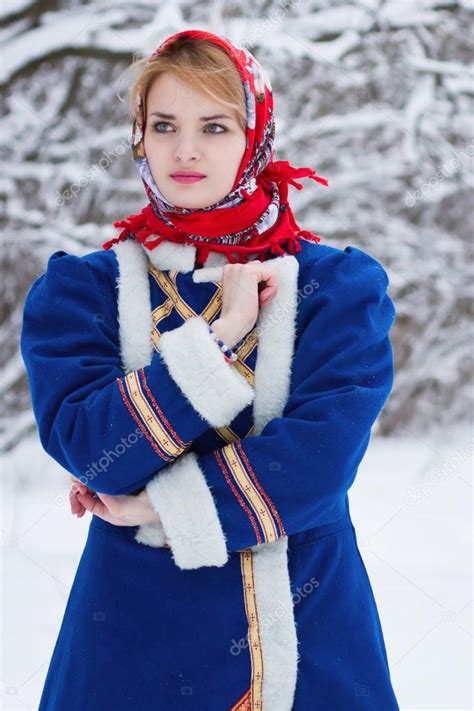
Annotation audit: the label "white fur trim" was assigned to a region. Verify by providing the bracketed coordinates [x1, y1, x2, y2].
[143, 450, 228, 570]
[192, 251, 227, 284]
[113, 240, 154, 373]
[251, 538, 299, 710]
[200, 251, 228, 267]
[158, 315, 255, 428]
[252, 255, 299, 434]
[135, 520, 167, 547]
[248, 255, 300, 709]
[141, 240, 197, 273]
[143, 241, 263, 279]
[192, 265, 224, 283]
[192, 252, 261, 284]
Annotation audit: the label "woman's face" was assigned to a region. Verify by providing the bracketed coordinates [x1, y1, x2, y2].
[143, 71, 247, 209]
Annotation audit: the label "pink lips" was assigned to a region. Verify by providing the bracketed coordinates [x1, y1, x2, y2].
[171, 172, 206, 184]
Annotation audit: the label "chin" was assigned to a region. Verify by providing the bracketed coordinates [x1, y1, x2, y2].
[159, 180, 230, 209]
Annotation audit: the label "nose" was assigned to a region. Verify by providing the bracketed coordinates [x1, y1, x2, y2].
[174, 135, 201, 163]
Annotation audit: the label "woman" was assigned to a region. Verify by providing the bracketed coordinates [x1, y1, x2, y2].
[21, 29, 399, 711]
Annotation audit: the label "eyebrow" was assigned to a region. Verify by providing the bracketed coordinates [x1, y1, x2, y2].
[149, 111, 233, 121]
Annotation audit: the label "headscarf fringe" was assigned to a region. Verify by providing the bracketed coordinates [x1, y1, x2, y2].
[258, 160, 329, 194]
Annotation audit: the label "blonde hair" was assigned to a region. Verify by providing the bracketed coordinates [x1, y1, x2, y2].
[122, 36, 247, 134]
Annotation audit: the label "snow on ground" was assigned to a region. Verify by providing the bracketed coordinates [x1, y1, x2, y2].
[1, 423, 472, 710]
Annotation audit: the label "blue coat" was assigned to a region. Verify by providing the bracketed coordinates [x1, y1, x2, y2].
[20, 236, 400, 710]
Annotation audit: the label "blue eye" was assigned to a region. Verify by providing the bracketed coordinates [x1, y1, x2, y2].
[204, 123, 227, 134]
[151, 122, 227, 134]
[152, 122, 172, 133]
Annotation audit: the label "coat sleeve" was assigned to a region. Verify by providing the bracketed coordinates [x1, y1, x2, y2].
[137, 246, 397, 570]
[20, 250, 254, 495]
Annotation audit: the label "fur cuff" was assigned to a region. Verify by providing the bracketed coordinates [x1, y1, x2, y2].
[139, 451, 229, 570]
[135, 520, 168, 548]
[158, 315, 254, 428]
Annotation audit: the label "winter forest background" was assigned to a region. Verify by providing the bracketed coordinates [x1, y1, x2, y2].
[1, 1, 472, 709]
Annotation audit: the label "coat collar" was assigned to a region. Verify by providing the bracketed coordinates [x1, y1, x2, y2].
[141, 239, 262, 284]
[113, 238, 299, 434]
[142, 240, 201, 274]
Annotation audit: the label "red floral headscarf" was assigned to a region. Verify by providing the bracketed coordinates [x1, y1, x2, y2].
[103, 29, 329, 266]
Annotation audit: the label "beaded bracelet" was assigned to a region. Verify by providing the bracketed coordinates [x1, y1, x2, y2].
[207, 324, 238, 363]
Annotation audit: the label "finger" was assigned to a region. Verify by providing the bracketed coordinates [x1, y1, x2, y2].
[97, 493, 144, 526]
[259, 291, 275, 308]
[94, 492, 126, 516]
[259, 280, 277, 299]
[84, 492, 135, 527]
[70, 489, 87, 518]
[75, 490, 115, 524]
[70, 476, 88, 494]
[69, 488, 86, 516]
[255, 267, 277, 289]
[260, 268, 277, 286]
[258, 273, 277, 305]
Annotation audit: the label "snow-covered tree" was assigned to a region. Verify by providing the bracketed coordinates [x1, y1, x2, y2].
[1, 0, 472, 450]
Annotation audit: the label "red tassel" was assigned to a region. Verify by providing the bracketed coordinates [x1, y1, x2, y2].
[297, 229, 322, 244]
[270, 242, 285, 256]
[102, 236, 121, 250]
[196, 245, 211, 266]
[141, 234, 165, 250]
[308, 173, 329, 187]
[104, 211, 152, 250]
[259, 161, 329, 192]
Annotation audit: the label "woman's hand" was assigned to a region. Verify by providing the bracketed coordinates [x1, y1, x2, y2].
[211, 260, 277, 348]
[69, 476, 161, 527]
